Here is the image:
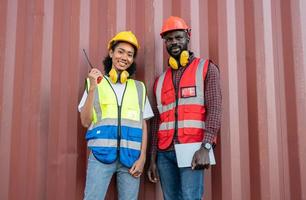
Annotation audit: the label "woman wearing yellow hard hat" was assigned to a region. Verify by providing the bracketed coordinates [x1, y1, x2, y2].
[78, 31, 154, 200]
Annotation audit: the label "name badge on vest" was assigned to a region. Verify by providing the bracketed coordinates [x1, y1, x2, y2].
[181, 86, 196, 98]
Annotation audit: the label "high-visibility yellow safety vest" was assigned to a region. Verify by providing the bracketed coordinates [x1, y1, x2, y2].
[85, 76, 146, 167]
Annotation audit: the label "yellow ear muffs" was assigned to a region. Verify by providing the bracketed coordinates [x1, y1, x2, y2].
[168, 50, 189, 69]
[109, 68, 129, 84]
[109, 68, 118, 83]
[120, 70, 129, 84]
[169, 57, 179, 69]
[179, 50, 189, 66]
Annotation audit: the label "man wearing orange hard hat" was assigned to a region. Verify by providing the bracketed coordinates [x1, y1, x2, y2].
[148, 16, 222, 199]
[79, 31, 154, 199]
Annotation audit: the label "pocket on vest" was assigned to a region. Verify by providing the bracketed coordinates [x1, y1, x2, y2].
[162, 87, 175, 105]
[86, 125, 117, 140]
[120, 146, 141, 168]
[101, 104, 117, 118]
[128, 127, 142, 138]
[183, 106, 205, 120]
[123, 106, 140, 121]
[91, 147, 117, 164]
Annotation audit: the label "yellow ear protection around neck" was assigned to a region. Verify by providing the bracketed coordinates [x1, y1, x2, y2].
[168, 50, 189, 70]
[109, 68, 129, 84]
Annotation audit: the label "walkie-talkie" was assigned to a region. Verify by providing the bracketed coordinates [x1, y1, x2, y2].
[82, 49, 102, 84]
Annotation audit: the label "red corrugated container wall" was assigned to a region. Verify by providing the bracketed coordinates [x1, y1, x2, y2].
[0, 0, 306, 199]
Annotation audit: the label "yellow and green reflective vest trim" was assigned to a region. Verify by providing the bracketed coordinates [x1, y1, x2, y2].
[85, 76, 146, 167]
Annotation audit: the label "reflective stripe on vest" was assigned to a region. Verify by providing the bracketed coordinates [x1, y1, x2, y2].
[159, 120, 205, 130]
[88, 139, 141, 150]
[85, 77, 145, 167]
[155, 59, 209, 149]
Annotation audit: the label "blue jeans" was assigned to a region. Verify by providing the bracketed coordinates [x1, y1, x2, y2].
[84, 152, 140, 200]
[157, 151, 204, 200]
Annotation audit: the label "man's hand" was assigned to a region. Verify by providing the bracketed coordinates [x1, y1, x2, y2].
[191, 147, 210, 170]
[147, 153, 159, 183]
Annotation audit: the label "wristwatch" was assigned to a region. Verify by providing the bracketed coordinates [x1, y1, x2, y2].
[201, 142, 212, 150]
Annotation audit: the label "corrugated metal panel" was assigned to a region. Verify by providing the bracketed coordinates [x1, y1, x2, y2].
[0, 0, 305, 200]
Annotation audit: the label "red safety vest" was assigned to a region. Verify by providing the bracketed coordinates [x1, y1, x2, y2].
[155, 58, 211, 150]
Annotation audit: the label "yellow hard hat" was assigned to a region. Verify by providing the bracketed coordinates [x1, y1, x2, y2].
[107, 31, 140, 50]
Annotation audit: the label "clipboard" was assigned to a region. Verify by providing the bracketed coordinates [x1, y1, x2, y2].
[174, 142, 216, 168]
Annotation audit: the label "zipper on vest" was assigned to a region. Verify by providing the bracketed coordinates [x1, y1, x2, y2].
[118, 83, 128, 150]
[174, 90, 179, 143]
[104, 77, 127, 152]
[172, 68, 186, 143]
[117, 105, 121, 151]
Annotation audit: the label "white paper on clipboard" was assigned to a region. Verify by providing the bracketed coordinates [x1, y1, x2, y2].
[174, 142, 216, 168]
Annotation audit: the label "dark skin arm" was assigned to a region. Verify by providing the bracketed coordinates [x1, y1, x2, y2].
[192, 61, 221, 170]
[147, 152, 159, 183]
[147, 80, 160, 183]
[191, 147, 210, 170]
[148, 147, 211, 180]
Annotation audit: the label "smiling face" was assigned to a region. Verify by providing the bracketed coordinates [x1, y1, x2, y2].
[163, 30, 189, 59]
[109, 42, 135, 72]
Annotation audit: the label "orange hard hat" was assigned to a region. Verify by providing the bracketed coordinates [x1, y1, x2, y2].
[160, 16, 190, 37]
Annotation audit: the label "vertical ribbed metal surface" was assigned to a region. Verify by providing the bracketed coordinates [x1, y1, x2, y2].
[0, 0, 305, 200]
